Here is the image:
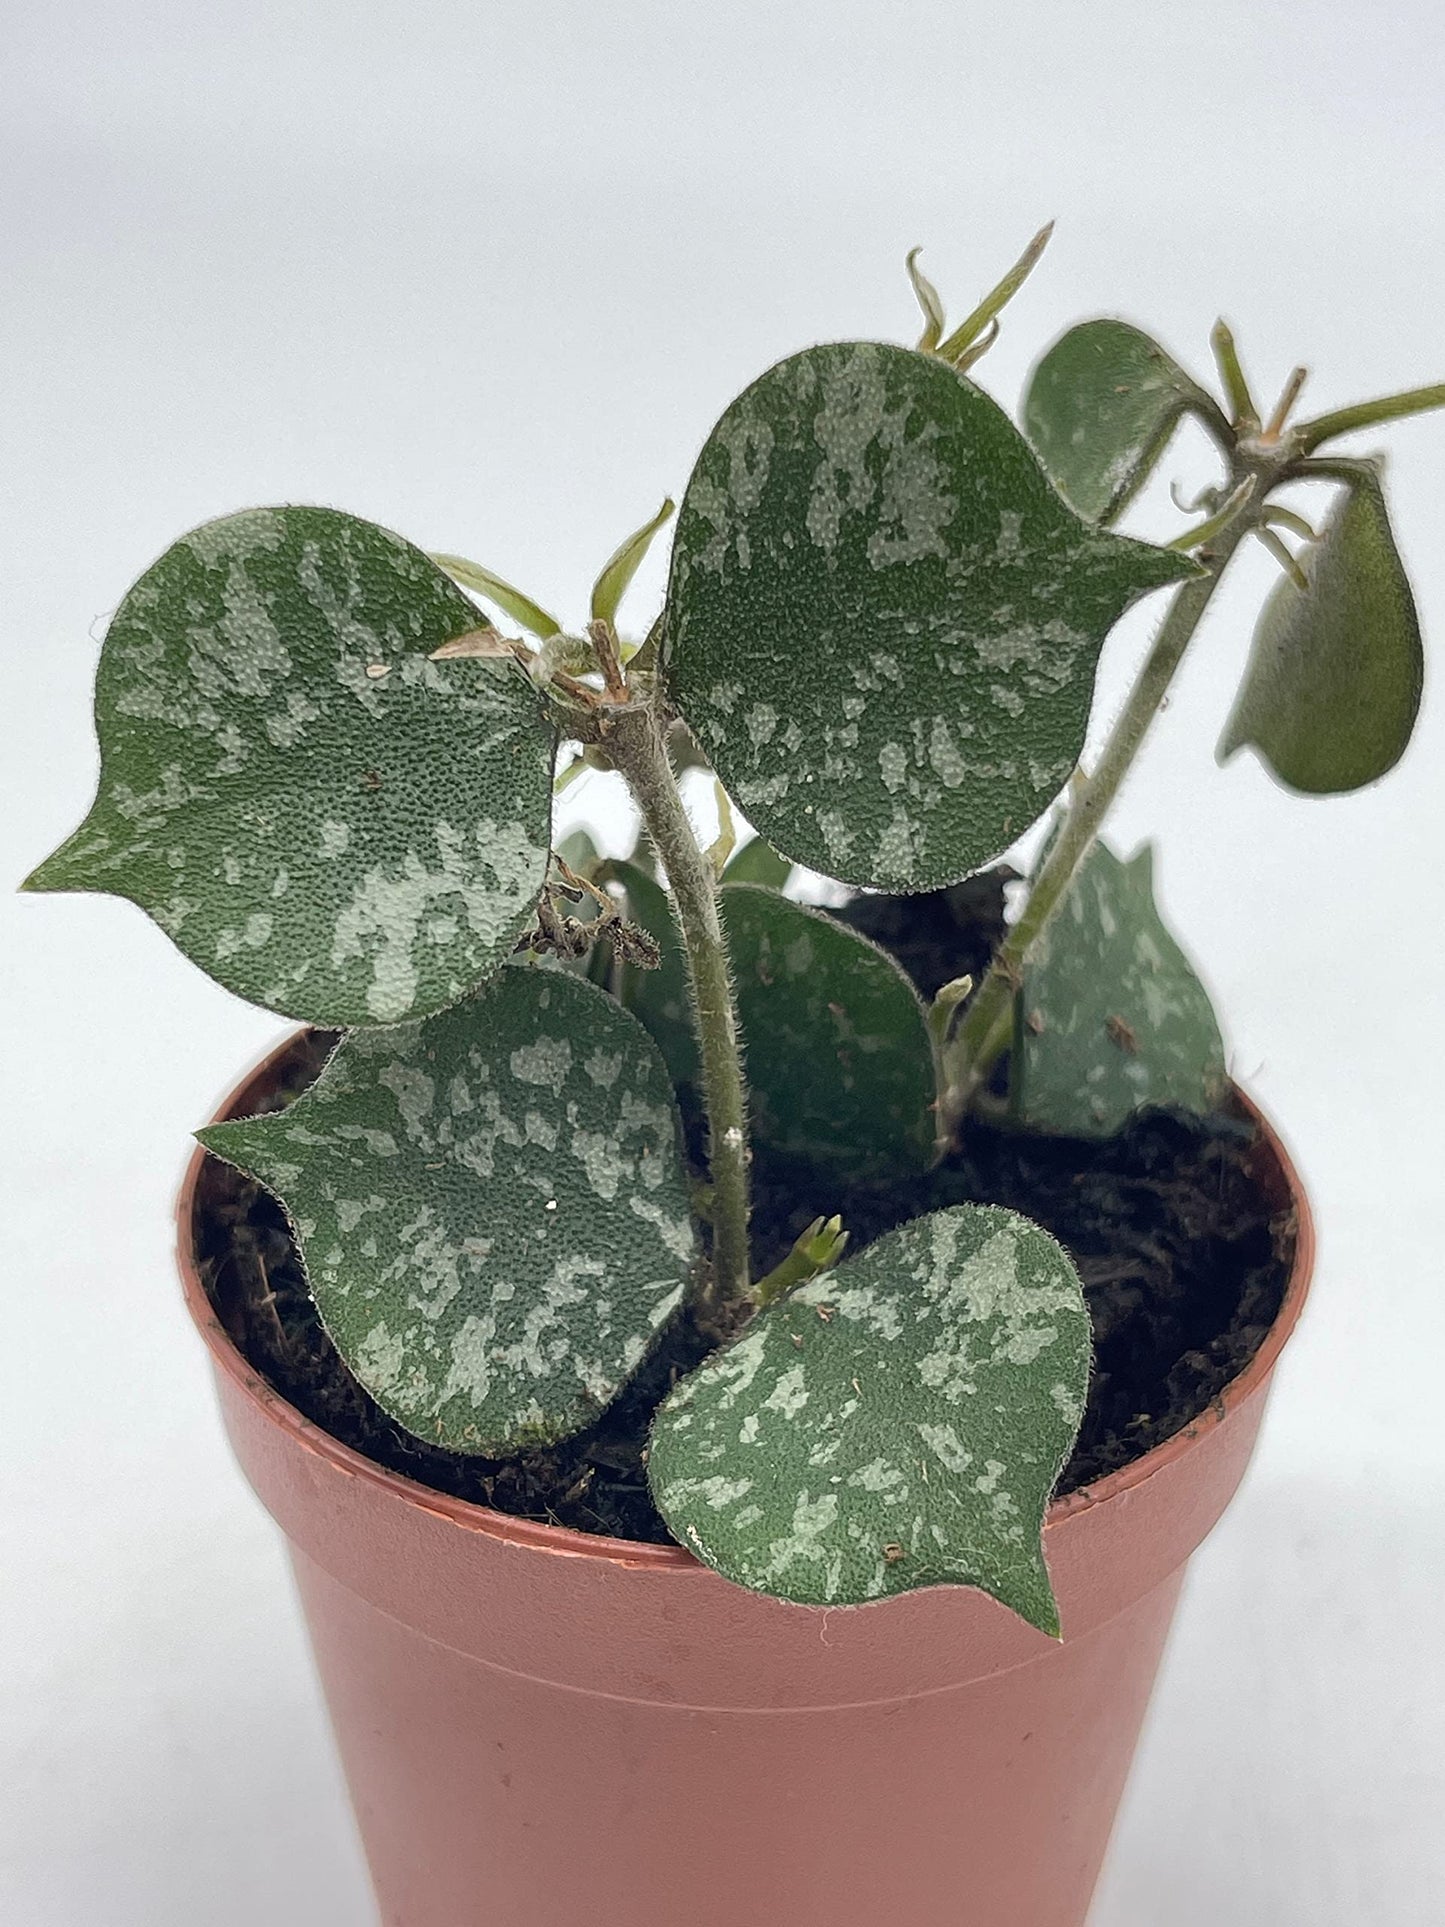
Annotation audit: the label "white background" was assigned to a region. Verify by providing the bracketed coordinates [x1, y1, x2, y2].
[3, 4, 1442, 1921]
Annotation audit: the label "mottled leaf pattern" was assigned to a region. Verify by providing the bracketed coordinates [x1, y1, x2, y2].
[1012, 839, 1227, 1138]
[665, 342, 1193, 890]
[649, 1204, 1090, 1631]
[1024, 320, 1214, 524]
[25, 508, 555, 1024]
[1219, 471, 1424, 793]
[198, 966, 698, 1455]
[723, 885, 935, 1181]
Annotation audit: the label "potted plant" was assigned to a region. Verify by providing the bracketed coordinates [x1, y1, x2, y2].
[23, 231, 1434, 1926]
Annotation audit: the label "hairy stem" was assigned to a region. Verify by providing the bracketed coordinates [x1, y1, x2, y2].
[607, 703, 753, 1324]
[941, 513, 1255, 1134]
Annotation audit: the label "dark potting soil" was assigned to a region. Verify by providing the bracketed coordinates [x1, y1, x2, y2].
[193, 879, 1296, 1547]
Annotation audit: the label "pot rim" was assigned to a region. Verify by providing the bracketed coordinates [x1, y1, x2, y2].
[177, 1034, 1315, 1573]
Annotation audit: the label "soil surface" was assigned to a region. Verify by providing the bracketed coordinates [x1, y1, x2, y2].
[194, 879, 1296, 1546]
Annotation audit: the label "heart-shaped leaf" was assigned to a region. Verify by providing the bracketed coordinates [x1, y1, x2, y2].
[1023, 320, 1216, 524]
[198, 965, 698, 1455]
[664, 341, 1193, 891]
[1218, 470, 1424, 793]
[723, 884, 935, 1181]
[614, 875, 936, 1182]
[1012, 838, 1227, 1138]
[648, 1203, 1090, 1632]
[24, 507, 555, 1024]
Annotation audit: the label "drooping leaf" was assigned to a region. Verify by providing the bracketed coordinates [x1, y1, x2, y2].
[648, 1203, 1090, 1632]
[198, 965, 698, 1455]
[1024, 320, 1216, 524]
[723, 884, 935, 1181]
[720, 835, 793, 889]
[1218, 470, 1424, 793]
[25, 508, 556, 1025]
[664, 341, 1193, 892]
[1011, 838, 1227, 1138]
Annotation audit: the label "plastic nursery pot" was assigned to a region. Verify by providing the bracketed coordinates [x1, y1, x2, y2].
[179, 1037, 1313, 1927]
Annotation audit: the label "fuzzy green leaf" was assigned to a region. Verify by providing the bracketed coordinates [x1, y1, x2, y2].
[723, 884, 935, 1181]
[720, 835, 793, 889]
[649, 1204, 1090, 1631]
[616, 876, 936, 1182]
[1219, 471, 1424, 793]
[1012, 839, 1227, 1138]
[1024, 320, 1215, 524]
[25, 508, 556, 1024]
[665, 341, 1193, 891]
[198, 965, 697, 1455]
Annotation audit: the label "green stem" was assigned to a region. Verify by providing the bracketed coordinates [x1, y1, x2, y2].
[1295, 381, 1445, 453]
[1210, 320, 1259, 429]
[606, 703, 753, 1325]
[942, 512, 1255, 1133]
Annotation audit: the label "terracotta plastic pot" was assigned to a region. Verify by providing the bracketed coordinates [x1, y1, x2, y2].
[179, 1039, 1313, 1927]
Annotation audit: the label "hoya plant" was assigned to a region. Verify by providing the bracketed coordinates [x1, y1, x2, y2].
[26, 232, 1432, 1635]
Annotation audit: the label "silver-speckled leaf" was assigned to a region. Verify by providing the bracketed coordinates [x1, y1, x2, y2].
[1219, 471, 1424, 794]
[1023, 320, 1214, 524]
[1012, 839, 1227, 1139]
[25, 507, 555, 1024]
[723, 884, 935, 1181]
[649, 1204, 1090, 1632]
[664, 342, 1193, 891]
[198, 965, 698, 1455]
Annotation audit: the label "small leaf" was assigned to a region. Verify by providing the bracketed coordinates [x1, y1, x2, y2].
[905, 247, 946, 353]
[1024, 320, 1216, 524]
[590, 498, 676, 628]
[25, 508, 556, 1024]
[665, 341, 1193, 892]
[1011, 838, 1227, 1139]
[1219, 470, 1424, 793]
[720, 836, 793, 889]
[198, 965, 698, 1455]
[648, 1203, 1090, 1632]
[723, 885, 935, 1181]
[429, 553, 562, 639]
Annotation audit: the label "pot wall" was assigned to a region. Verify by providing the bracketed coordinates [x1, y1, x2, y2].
[180, 1044, 1313, 1927]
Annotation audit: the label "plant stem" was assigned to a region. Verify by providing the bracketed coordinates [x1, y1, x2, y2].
[606, 702, 753, 1325]
[941, 512, 1255, 1134]
[1295, 381, 1445, 452]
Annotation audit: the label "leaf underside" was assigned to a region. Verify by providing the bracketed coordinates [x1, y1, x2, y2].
[615, 875, 936, 1183]
[1219, 471, 1424, 794]
[1012, 838, 1227, 1139]
[720, 835, 793, 889]
[25, 507, 555, 1025]
[648, 1203, 1091, 1632]
[199, 965, 698, 1455]
[664, 341, 1194, 893]
[1023, 319, 1212, 524]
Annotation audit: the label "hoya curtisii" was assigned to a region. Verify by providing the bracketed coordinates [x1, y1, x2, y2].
[25, 229, 1435, 1635]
